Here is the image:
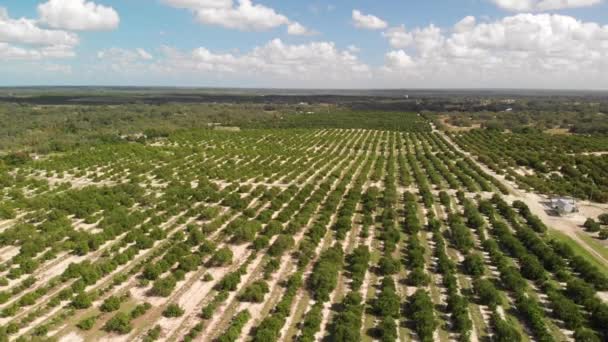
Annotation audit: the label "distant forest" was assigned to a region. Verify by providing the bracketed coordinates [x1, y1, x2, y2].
[0, 91, 607, 156]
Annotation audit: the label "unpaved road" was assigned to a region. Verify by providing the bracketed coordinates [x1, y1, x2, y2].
[434, 127, 608, 268]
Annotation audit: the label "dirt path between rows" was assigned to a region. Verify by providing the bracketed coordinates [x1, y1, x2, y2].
[434, 127, 608, 268]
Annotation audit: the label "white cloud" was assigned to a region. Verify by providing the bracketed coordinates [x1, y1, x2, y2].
[0, 7, 77, 61]
[492, 0, 602, 11]
[384, 50, 414, 69]
[38, 0, 119, 31]
[287, 22, 315, 36]
[97, 47, 153, 62]
[352, 10, 388, 30]
[382, 26, 413, 48]
[0, 7, 78, 46]
[136, 48, 153, 60]
[161, 0, 232, 9]
[99, 39, 370, 87]
[0, 42, 75, 60]
[454, 16, 476, 33]
[42, 63, 72, 73]
[381, 14, 608, 88]
[347, 45, 360, 53]
[96, 47, 157, 74]
[163, 0, 310, 34]
[195, 0, 287, 31]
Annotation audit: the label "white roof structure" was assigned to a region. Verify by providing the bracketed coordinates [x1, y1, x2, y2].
[550, 197, 578, 215]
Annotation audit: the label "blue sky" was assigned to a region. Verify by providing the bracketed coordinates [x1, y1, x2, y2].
[1, 0, 608, 88]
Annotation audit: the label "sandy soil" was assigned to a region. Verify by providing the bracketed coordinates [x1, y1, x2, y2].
[438, 116, 481, 132]
[435, 127, 608, 267]
[0, 246, 19, 265]
[156, 243, 250, 341]
[60, 332, 85, 342]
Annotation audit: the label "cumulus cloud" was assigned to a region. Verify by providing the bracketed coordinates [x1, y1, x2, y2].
[195, 0, 287, 31]
[384, 50, 414, 69]
[99, 39, 370, 86]
[42, 63, 72, 73]
[0, 7, 78, 46]
[0, 42, 75, 60]
[96, 47, 157, 74]
[492, 0, 602, 11]
[38, 0, 119, 31]
[287, 22, 315, 36]
[161, 0, 232, 9]
[163, 0, 312, 34]
[352, 10, 388, 30]
[97, 47, 154, 62]
[136, 48, 153, 60]
[0, 7, 77, 60]
[381, 13, 608, 88]
[382, 25, 413, 48]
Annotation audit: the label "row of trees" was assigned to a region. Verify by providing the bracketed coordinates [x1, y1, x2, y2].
[454, 130, 608, 202]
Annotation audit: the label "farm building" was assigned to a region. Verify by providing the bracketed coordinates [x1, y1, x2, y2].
[550, 197, 578, 216]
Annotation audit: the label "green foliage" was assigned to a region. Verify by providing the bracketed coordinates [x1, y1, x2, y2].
[131, 302, 152, 319]
[377, 255, 400, 276]
[491, 312, 521, 342]
[238, 280, 269, 303]
[71, 292, 92, 309]
[307, 245, 343, 302]
[103, 312, 132, 334]
[76, 316, 97, 331]
[373, 278, 400, 318]
[143, 325, 162, 342]
[407, 289, 437, 342]
[216, 310, 251, 342]
[208, 247, 233, 267]
[162, 303, 185, 318]
[598, 214, 608, 226]
[462, 253, 485, 277]
[454, 130, 608, 202]
[328, 292, 364, 342]
[268, 235, 294, 257]
[100, 296, 122, 312]
[151, 275, 177, 297]
[473, 278, 501, 308]
[346, 246, 370, 290]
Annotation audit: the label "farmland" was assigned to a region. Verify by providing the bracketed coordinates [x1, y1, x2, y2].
[0, 107, 607, 342]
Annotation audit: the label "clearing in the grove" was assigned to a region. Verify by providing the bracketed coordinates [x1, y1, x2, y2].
[0, 102, 608, 342]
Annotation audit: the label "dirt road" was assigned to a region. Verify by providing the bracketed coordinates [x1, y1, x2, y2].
[433, 126, 608, 268]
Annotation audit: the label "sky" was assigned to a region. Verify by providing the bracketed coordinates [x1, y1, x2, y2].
[1, 0, 608, 89]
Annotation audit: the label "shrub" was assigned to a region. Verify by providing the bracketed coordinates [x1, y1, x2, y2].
[599, 213, 608, 226]
[584, 218, 601, 232]
[103, 312, 132, 334]
[151, 275, 177, 297]
[408, 289, 437, 342]
[162, 303, 185, 318]
[268, 235, 294, 257]
[407, 267, 430, 286]
[238, 280, 269, 303]
[100, 296, 122, 312]
[307, 246, 343, 301]
[462, 253, 485, 277]
[143, 325, 161, 342]
[373, 278, 400, 318]
[491, 311, 521, 342]
[208, 247, 233, 267]
[378, 255, 400, 276]
[131, 302, 152, 319]
[328, 292, 364, 342]
[76, 316, 97, 331]
[473, 278, 501, 308]
[71, 292, 92, 309]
